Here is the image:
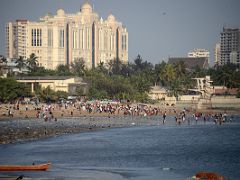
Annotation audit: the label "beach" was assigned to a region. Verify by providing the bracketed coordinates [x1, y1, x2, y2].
[0, 102, 239, 145]
[1, 120, 240, 179]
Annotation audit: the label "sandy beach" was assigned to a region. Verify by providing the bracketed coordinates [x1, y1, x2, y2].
[0, 103, 239, 145]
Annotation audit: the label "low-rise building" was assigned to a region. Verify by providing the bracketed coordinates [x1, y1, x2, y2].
[0, 58, 28, 77]
[188, 49, 210, 64]
[16, 76, 88, 94]
[148, 85, 168, 100]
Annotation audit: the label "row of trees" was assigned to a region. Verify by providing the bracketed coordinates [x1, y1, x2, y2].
[0, 78, 70, 103]
[0, 78, 31, 103]
[29, 54, 240, 101]
[1, 54, 240, 103]
[15, 53, 39, 73]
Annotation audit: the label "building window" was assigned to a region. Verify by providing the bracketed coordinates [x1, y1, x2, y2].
[110, 34, 113, 51]
[86, 27, 90, 50]
[80, 29, 84, 50]
[122, 34, 127, 51]
[31, 28, 42, 47]
[98, 29, 104, 51]
[73, 30, 78, 49]
[59, 29, 64, 48]
[48, 29, 53, 46]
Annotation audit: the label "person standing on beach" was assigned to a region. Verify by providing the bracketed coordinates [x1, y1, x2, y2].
[163, 111, 166, 124]
[195, 113, 199, 124]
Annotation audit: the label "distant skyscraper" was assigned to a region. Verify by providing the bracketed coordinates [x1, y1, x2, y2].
[214, 43, 221, 66]
[188, 49, 210, 64]
[6, 20, 28, 59]
[6, 2, 128, 69]
[219, 27, 240, 65]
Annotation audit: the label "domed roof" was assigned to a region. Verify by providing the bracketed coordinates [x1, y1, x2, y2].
[57, 9, 65, 16]
[81, 2, 93, 13]
[107, 14, 116, 22]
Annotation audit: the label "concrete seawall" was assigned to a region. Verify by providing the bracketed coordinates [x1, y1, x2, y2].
[176, 96, 240, 110]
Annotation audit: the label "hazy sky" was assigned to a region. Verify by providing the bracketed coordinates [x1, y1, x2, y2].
[0, 0, 240, 65]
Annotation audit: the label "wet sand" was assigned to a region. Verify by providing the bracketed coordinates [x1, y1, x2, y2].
[0, 103, 239, 145]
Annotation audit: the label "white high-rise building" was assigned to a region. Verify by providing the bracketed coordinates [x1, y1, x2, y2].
[219, 27, 240, 65]
[214, 43, 221, 66]
[6, 2, 128, 69]
[188, 49, 210, 64]
[6, 19, 28, 59]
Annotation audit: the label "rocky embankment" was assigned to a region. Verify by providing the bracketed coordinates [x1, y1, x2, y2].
[0, 116, 153, 144]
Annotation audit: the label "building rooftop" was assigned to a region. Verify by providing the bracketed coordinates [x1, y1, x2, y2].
[16, 76, 75, 80]
[168, 57, 209, 69]
[150, 85, 167, 92]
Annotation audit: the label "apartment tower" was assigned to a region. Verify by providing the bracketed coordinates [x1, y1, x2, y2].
[219, 27, 240, 65]
[6, 2, 128, 69]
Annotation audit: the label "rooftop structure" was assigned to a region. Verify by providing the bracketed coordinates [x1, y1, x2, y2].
[168, 57, 209, 70]
[188, 49, 210, 64]
[148, 85, 168, 100]
[16, 76, 87, 94]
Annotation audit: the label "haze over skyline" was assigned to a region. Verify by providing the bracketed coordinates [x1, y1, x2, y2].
[0, 0, 240, 66]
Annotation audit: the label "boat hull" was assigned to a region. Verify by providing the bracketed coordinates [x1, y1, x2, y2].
[0, 163, 51, 171]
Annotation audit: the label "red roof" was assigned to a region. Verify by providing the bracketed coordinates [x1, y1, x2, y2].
[214, 88, 238, 95]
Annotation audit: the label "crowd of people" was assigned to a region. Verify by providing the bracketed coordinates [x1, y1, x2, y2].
[0, 99, 233, 125]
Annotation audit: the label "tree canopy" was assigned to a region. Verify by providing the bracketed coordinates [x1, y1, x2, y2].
[2, 54, 240, 103]
[0, 78, 31, 103]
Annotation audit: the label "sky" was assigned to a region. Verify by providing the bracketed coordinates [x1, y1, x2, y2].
[0, 0, 240, 66]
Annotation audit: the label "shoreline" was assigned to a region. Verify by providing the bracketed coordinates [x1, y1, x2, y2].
[1, 114, 239, 145]
[0, 117, 132, 145]
[1, 103, 239, 145]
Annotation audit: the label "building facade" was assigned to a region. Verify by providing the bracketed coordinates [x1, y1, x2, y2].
[214, 43, 221, 66]
[188, 49, 210, 64]
[6, 20, 28, 59]
[219, 27, 240, 65]
[6, 2, 128, 69]
[16, 76, 88, 94]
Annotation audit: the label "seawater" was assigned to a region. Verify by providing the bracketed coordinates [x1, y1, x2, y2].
[0, 116, 240, 180]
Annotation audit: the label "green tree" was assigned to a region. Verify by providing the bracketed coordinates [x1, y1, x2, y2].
[27, 53, 38, 72]
[161, 64, 176, 87]
[130, 73, 152, 93]
[192, 65, 207, 78]
[56, 64, 73, 76]
[0, 55, 7, 76]
[154, 61, 166, 85]
[209, 64, 239, 88]
[55, 90, 68, 99]
[132, 54, 153, 73]
[174, 61, 186, 79]
[96, 61, 108, 75]
[35, 86, 57, 102]
[16, 56, 26, 72]
[28, 67, 57, 76]
[108, 58, 122, 75]
[0, 78, 31, 103]
[71, 58, 86, 77]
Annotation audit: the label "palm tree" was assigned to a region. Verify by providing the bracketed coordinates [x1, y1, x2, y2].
[56, 64, 73, 76]
[96, 61, 108, 74]
[154, 61, 166, 85]
[174, 61, 186, 79]
[27, 53, 38, 72]
[16, 56, 26, 72]
[0, 55, 7, 75]
[0, 55, 7, 63]
[71, 58, 86, 77]
[161, 64, 176, 87]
